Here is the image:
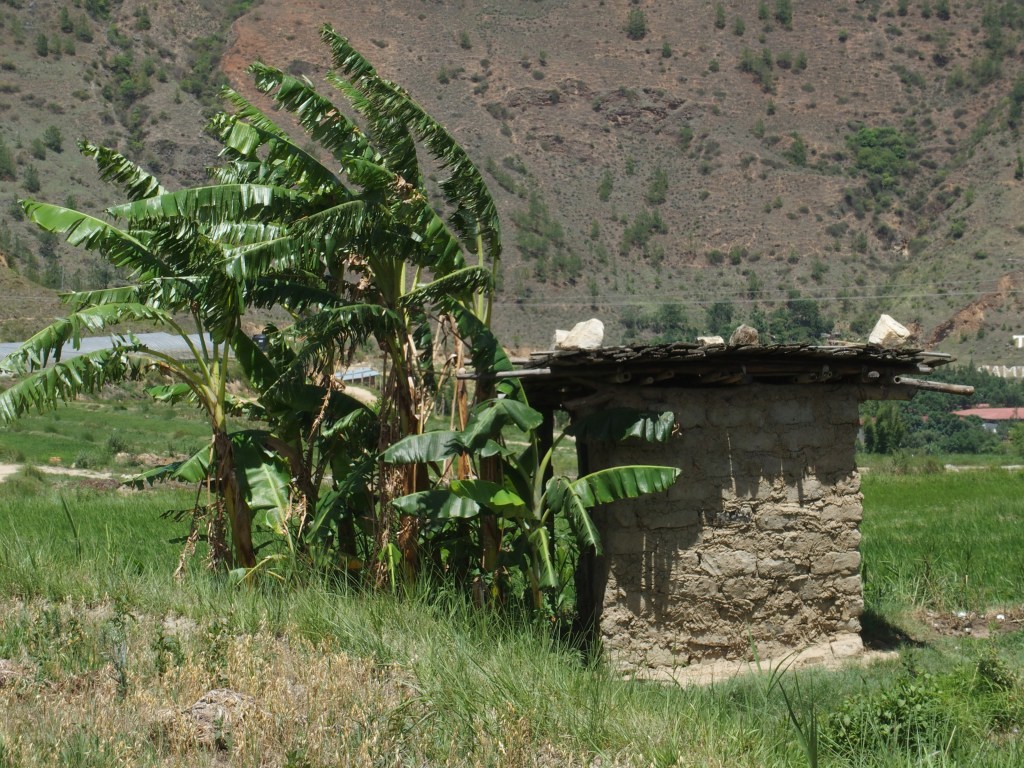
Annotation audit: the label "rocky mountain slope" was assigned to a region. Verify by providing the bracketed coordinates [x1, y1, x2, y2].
[2, 0, 1024, 363]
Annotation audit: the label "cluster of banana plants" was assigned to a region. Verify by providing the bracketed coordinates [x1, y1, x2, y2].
[384, 398, 680, 608]
[0, 26, 500, 578]
[0, 25, 682, 605]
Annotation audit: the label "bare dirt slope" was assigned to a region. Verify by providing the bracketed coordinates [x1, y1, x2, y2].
[221, 1, 1024, 356]
[3, 1, 1024, 356]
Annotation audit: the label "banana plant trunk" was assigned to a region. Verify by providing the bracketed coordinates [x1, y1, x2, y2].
[213, 430, 257, 569]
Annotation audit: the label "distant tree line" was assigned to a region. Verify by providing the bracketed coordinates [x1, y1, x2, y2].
[861, 366, 1024, 455]
[619, 293, 834, 345]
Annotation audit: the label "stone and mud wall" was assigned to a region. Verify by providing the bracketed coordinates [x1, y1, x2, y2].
[575, 384, 865, 671]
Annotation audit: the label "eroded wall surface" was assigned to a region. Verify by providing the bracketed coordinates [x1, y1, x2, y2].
[578, 384, 864, 669]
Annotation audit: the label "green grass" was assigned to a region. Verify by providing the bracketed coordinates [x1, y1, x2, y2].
[862, 469, 1024, 614]
[0, 394, 214, 469]
[0, 469, 1020, 764]
[0, 476, 200, 606]
[0, 393, 210, 473]
[857, 451, 1021, 472]
[1, 417, 1024, 765]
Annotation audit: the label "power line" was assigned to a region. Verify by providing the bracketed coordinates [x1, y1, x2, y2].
[493, 287, 1024, 308]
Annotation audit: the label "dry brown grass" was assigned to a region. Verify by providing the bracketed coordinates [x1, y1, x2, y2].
[0, 599, 602, 767]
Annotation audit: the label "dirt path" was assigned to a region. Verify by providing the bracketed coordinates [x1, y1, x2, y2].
[0, 464, 119, 484]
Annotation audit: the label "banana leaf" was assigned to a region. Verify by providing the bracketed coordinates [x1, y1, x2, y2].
[391, 490, 481, 519]
[573, 466, 681, 508]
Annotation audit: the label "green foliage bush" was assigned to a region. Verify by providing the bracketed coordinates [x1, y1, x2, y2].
[180, 34, 229, 106]
[22, 164, 40, 193]
[71, 13, 93, 42]
[84, 0, 109, 21]
[0, 138, 15, 180]
[862, 367, 1021, 456]
[783, 133, 806, 165]
[968, 55, 1001, 90]
[826, 669, 954, 756]
[767, 295, 832, 343]
[678, 124, 694, 149]
[846, 125, 911, 192]
[512, 192, 578, 280]
[739, 47, 775, 92]
[621, 303, 698, 343]
[626, 9, 647, 40]
[645, 167, 668, 205]
[705, 302, 734, 336]
[619, 209, 667, 255]
[864, 403, 907, 454]
[42, 125, 62, 153]
[774, 0, 793, 29]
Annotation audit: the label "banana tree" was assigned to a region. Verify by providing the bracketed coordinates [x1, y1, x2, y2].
[383, 398, 680, 608]
[2, 27, 507, 581]
[0, 145, 301, 569]
[182, 26, 504, 578]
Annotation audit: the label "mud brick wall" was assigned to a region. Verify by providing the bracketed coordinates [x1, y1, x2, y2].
[576, 384, 864, 669]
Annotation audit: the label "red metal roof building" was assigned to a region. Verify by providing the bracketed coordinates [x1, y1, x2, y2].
[952, 407, 1024, 421]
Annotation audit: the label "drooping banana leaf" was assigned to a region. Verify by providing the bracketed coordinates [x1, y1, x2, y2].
[391, 490, 481, 519]
[322, 25, 501, 267]
[382, 430, 463, 464]
[528, 526, 558, 588]
[205, 221, 288, 247]
[449, 479, 528, 517]
[231, 430, 292, 535]
[398, 266, 492, 312]
[245, 277, 337, 314]
[108, 184, 305, 227]
[231, 328, 280, 396]
[80, 141, 166, 201]
[247, 61, 378, 168]
[0, 303, 172, 371]
[461, 398, 543, 451]
[216, 88, 343, 196]
[60, 285, 142, 309]
[449, 306, 523, 401]
[0, 348, 153, 422]
[125, 439, 213, 488]
[572, 466, 682, 508]
[20, 201, 172, 279]
[543, 476, 601, 553]
[145, 382, 196, 405]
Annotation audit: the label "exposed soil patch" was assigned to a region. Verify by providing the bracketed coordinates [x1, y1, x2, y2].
[0, 464, 123, 485]
[917, 608, 1024, 640]
[928, 274, 1022, 345]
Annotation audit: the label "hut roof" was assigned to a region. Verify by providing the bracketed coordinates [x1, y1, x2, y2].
[498, 342, 968, 407]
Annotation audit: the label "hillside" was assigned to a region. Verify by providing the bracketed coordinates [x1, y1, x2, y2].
[0, 0, 245, 338]
[2, 1, 1024, 363]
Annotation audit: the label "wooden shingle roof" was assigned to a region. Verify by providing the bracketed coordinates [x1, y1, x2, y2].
[498, 342, 969, 407]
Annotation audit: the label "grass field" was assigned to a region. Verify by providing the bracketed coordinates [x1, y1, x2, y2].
[0, 392, 211, 469]
[1, 406, 1024, 765]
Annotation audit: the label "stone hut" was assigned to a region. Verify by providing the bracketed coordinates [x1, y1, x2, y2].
[515, 340, 968, 675]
